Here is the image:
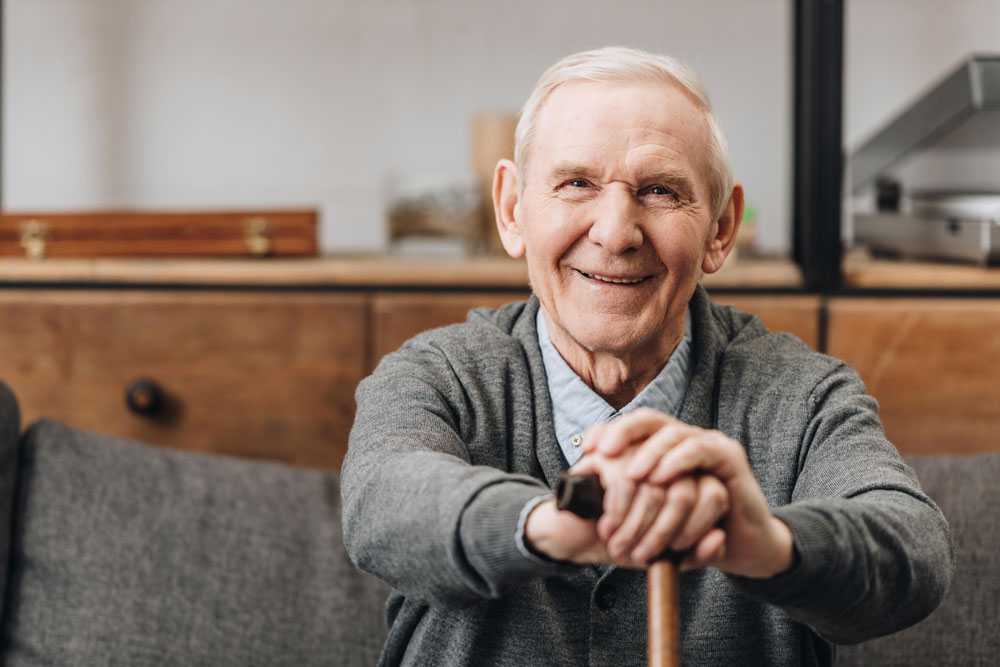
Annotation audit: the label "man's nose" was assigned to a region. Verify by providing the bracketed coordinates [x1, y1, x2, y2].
[587, 189, 644, 254]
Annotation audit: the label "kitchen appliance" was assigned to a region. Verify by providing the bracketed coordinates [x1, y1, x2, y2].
[850, 55, 1000, 264]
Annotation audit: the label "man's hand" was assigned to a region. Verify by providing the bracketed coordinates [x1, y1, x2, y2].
[523, 497, 610, 564]
[565, 455, 730, 568]
[577, 408, 795, 579]
[523, 474, 726, 569]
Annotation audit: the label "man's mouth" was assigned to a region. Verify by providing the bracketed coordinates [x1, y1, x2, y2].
[578, 270, 646, 285]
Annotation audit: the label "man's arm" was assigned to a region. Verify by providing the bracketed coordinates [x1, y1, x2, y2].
[732, 363, 954, 643]
[340, 337, 575, 609]
[573, 364, 954, 643]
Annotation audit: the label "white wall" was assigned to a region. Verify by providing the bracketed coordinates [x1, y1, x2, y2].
[4, 0, 792, 254]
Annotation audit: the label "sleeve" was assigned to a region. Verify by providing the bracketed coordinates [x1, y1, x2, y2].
[340, 337, 576, 610]
[731, 362, 955, 644]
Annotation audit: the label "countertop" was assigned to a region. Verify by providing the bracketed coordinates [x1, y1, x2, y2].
[0, 254, 804, 290]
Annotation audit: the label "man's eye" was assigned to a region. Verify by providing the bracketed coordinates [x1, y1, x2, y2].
[568, 179, 589, 188]
[647, 185, 673, 196]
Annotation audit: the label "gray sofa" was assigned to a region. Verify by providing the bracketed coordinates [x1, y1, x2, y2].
[0, 380, 389, 666]
[0, 379, 996, 666]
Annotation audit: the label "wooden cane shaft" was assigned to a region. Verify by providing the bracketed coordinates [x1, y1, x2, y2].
[557, 474, 683, 666]
[648, 559, 681, 667]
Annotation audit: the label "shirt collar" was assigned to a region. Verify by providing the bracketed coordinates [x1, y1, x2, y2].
[537, 308, 694, 467]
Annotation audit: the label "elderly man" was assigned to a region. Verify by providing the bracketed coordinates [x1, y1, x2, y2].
[342, 47, 953, 666]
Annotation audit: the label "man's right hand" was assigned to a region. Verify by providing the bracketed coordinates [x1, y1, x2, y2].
[523, 497, 611, 564]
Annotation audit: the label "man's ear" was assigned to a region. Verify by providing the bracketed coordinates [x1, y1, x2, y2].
[493, 159, 525, 258]
[702, 181, 744, 274]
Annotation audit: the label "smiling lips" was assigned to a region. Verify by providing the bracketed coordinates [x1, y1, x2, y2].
[578, 270, 647, 285]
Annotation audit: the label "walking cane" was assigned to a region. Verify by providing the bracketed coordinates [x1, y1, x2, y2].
[556, 473, 681, 667]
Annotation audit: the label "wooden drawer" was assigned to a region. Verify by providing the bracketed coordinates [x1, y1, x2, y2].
[0, 290, 366, 469]
[827, 298, 1000, 454]
[371, 291, 529, 369]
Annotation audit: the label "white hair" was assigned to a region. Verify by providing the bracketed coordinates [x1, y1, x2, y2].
[515, 46, 734, 221]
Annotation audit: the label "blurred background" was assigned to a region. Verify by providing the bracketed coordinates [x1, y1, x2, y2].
[1, 0, 999, 465]
[5, 0, 994, 257]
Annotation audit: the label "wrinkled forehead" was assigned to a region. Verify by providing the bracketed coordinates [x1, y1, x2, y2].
[526, 80, 713, 190]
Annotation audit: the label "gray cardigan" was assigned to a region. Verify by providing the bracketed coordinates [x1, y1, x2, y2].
[342, 287, 953, 666]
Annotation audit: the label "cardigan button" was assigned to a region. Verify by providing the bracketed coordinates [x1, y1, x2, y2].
[595, 587, 617, 610]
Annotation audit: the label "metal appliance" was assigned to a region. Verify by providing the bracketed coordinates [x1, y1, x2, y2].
[850, 55, 1000, 264]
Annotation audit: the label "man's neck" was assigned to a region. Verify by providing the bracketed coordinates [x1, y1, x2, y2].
[544, 315, 685, 411]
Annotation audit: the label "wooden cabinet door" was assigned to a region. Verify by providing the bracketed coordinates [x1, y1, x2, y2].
[827, 298, 1000, 454]
[370, 291, 529, 369]
[0, 290, 366, 469]
[709, 294, 822, 350]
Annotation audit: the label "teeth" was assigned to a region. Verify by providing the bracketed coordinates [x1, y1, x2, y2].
[583, 272, 643, 284]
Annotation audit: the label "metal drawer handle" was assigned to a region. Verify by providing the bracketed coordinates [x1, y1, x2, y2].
[20, 219, 49, 260]
[244, 217, 273, 256]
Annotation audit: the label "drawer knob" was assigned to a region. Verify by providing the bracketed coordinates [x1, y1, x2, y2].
[125, 378, 165, 417]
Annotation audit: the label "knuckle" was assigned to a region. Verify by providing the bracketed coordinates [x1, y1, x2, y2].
[667, 483, 696, 512]
[700, 477, 729, 509]
[709, 492, 729, 519]
[644, 483, 667, 503]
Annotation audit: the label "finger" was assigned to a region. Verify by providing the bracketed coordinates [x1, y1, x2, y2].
[648, 432, 747, 486]
[579, 423, 608, 453]
[606, 484, 665, 560]
[568, 454, 599, 477]
[624, 422, 695, 481]
[629, 477, 697, 565]
[593, 407, 677, 456]
[671, 474, 730, 552]
[678, 527, 727, 572]
[597, 475, 638, 542]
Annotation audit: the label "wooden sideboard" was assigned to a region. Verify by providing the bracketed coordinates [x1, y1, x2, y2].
[0, 290, 367, 469]
[828, 298, 1000, 455]
[2, 254, 998, 467]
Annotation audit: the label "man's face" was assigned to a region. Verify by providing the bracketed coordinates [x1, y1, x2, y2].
[505, 79, 733, 361]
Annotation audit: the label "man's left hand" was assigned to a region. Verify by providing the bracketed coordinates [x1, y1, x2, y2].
[572, 408, 796, 579]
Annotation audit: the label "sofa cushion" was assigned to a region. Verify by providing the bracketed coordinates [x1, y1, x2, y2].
[0, 418, 389, 667]
[837, 452, 999, 667]
[0, 382, 19, 612]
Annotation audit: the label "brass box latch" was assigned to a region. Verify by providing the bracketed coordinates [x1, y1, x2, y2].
[20, 219, 50, 260]
[244, 217, 273, 257]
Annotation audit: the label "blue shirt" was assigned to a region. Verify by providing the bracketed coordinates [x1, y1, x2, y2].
[514, 307, 694, 561]
[536, 308, 694, 466]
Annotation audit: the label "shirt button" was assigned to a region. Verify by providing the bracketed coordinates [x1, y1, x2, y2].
[571, 435, 582, 447]
[595, 587, 617, 610]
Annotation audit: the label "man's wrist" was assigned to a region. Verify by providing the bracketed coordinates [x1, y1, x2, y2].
[756, 516, 798, 579]
[524, 498, 565, 561]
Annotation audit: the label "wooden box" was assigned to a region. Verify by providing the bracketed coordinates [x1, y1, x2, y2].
[0, 209, 318, 259]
